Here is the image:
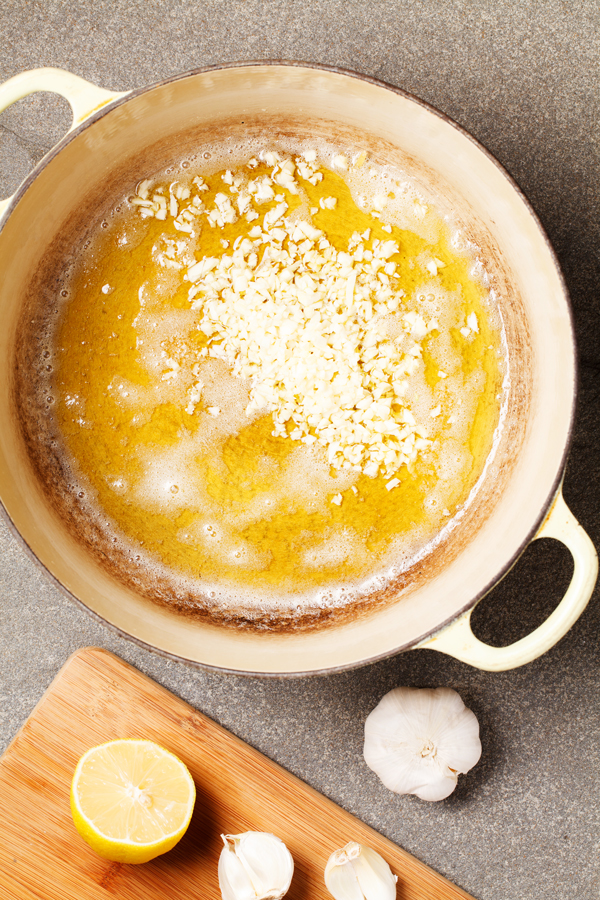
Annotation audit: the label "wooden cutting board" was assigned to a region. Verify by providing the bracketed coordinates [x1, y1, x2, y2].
[0, 647, 475, 900]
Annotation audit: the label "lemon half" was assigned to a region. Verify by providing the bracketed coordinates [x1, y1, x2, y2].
[70, 739, 196, 864]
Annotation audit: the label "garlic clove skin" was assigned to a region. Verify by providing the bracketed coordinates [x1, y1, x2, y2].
[218, 832, 294, 900]
[363, 687, 481, 802]
[324, 841, 397, 900]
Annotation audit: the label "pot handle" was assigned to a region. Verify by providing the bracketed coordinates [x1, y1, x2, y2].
[0, 67, 129, 219]
[416, 489, 598, 671]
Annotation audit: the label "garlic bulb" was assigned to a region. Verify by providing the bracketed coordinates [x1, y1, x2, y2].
[324, 841, 397, 900]
[363, 687, 481, 802]
[218, 831, 294, 900]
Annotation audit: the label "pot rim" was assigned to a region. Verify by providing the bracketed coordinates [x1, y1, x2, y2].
[0, 60, 577, 677]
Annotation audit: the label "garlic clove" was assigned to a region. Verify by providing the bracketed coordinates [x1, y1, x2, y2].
[363, 687, 481, 802]
[324, 842, 397, 900]
[219, 841, 257, 900]
[325, 850, 365, 900]
[218, 832, 294, 900]
[350, 844, 397, 900]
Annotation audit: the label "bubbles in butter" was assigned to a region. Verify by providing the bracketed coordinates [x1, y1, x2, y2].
[31, 133, 508, 624]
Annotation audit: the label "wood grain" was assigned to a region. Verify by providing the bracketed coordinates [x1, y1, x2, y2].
[0, 647, 476, 900]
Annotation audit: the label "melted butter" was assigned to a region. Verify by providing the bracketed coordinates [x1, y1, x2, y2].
[54, 157, 503, 600]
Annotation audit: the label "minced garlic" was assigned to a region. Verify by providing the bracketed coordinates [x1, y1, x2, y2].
[133, 155, 440, 480]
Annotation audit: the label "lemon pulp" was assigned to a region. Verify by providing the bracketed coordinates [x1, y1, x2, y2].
[70, 739, 196, 864]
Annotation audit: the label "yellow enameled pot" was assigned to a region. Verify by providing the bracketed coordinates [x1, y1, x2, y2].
[0, 64, 596, 675]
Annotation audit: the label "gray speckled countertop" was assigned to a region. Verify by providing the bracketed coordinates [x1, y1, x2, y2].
[1, 3, 599, 899]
